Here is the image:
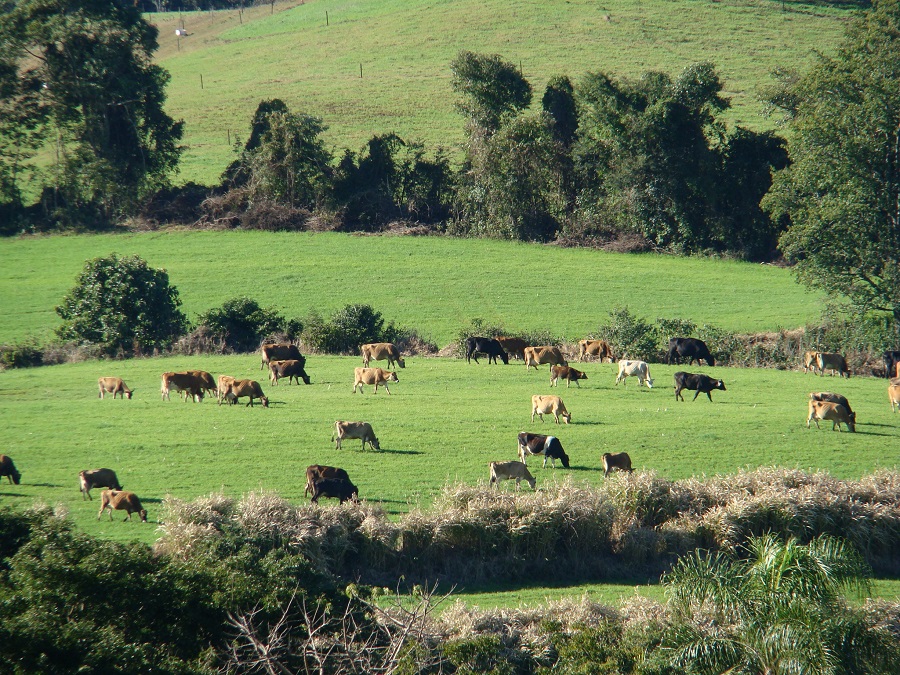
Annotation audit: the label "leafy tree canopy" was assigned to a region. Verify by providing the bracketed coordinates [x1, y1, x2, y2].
[450, 50, 532, 134]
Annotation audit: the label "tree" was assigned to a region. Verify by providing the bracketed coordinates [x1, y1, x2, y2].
[764, 0, 900, 335]
[542, 75, 579, 147]
[196, 297, 289, 353]
[0, 0, 184, 224]
[450, 51, 532, 135]
[662, 534, 900, 674]
[56, 254, 187, 355]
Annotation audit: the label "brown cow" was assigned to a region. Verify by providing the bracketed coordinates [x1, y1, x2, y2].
[550, 365, 587, 388]
[352, 367, 398, 394]
[268, 359, 311, 385]
[185, 370, 217, 399]
[531, 395, 571, 424]
[79, 468, 122, 500]
[489, 461, 536, 490]
[332, 421, 380, 451]
[98, 377, 133, 400]
[225, 379, 269, 407]
[495, 337, 530, 361]
[260, 343, 303, 370]
[809, 391, 853, 414]
[217, 375, 236, 404]
[360, 343, 405, 369]
[889, 384, 900, 413]
[524, 346, 568, 371]
[98, 490, 147, 522]
[161, 372, 206, 402]
[816, 352, 851, 378]
[578, 339, 615, 363]
[802, 350, 821, 373]
[305, 465, 350, 498]
[807, 399, 856, 432]
[601, 452, 633, 477]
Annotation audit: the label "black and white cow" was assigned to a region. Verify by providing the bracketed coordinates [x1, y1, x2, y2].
[517, 432, 570, 468]
[674, 371, 727, 402]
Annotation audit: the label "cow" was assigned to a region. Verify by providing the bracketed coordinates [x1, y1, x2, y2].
[524, 346, 568, 371]
[674, 371, 726, 401]
[465, 337, 509, 365]
[809, 391, 853, 415]
[667, 338, 715, 367]
[578, 339, 615, 363]
[310, 478, 359, 504]
[495, 337, 530, 361]
[807, 399, 856, 432]
[352, 367, 398, 394]
[531, 395, 571, 424]
[883, 351, 900, 379]
[224, 379, 269, 407]
[261, 343, 303, 371]
[614, 360, 653, 388]
[305, 465, 350, 498]
[332, 421, 380, 451]
[217, 375, 236, 404]
[79, 468, 122, 501]
[802, 350, 821, 374]
[816, 352, 851, 378]
[550, 365, 587, 388]
[601, 452, 633, 477]
[489, 461, 536, 491]
[0, 455, 21, 485]
[268, 359, 311, 385]
[517, 432, 570, 468]
[889, 384, 900, 413]
[185, 370, 217, 399]
[97, 377, 133, 400]
[360, 342, 405, 370]
[98, 490, 147, 522]
[161, 372, 206, 402]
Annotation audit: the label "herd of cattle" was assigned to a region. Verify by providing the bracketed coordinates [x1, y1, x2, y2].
[5, 340, 900, 522]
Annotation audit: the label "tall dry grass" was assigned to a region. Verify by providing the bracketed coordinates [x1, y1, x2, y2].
[156, 468, 900, 583]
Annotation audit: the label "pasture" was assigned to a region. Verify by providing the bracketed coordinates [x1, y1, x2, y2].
[144, 0, 853, 185]
[1, 351, 897, 551]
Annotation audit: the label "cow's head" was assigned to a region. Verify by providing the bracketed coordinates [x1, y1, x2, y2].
[848, 411, 857, 432]
[10, 468, 21, 485]
[124, 390, 134, 399]
[397, 357, 406, 369]
[706, 356, 716, 367]
[574, 370, 587, 380]
[500, 350, 509, 365]
[561, 411, 572, 424]
[559, 451, 571, 468]
[388, 372, 399, 382]
[645, 378, 654, 388]
[138, 509, 148, 523]
[370, 436, 381, 451]
[716, 380, 726, 391]
[260, 396, 270, 407]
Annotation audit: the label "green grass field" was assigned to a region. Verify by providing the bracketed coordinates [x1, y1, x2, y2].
[0, 231, 822, 346]
[144, 0, 853, 185]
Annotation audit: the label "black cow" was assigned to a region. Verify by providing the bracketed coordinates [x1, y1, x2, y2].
[310, 478, 359, 504]
[667, 338, 715, 367]
[465, 337, 509, 365]
[883, 351, 900, 379]
[517, 432, 570, 468]
[674, 371, 726, 401]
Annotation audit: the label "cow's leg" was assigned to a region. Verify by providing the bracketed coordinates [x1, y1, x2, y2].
[706, 391, 713, 401]
[675, 387, 683, 401]
[383, 383, 390, 395]
[693, 390, 701, 401]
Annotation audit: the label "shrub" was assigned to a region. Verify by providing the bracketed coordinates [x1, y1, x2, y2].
[0, 339, 43, 369]
[195, 297, 294, 353]
[300, 304, 409, 355]
[595, 307, 657, 362]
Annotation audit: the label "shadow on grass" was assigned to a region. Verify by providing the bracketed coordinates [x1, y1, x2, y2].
[447, 576, 662, 597]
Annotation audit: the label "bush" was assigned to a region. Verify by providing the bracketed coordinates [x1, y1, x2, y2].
[0, 339, 43, 369]
[595, 307, 657, 362]
[55, 253, 188, 356]
[195, 297, 295, 353]
[300, 304, 411, 355]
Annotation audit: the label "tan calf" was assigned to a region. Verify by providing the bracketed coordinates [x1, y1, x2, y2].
[601, 452, 633, 477]
[802, 350, 820, 373]
[531, 395, 571, 424]
[352, 367, 398, 394]
[360, 342, 405, 369]
[807, 399, 856, 432]
[98, 377, 133, 399]
[524, 346, 568, 371]
[889, 384, 900, 413]
[489, 461, 536, 490]
[225, 379, 269, 407]
[578, 339, 615, 362]
[98, 490, 147, 522]
[550, 365, 587, 388]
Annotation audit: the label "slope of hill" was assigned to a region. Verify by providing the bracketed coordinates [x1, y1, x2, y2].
[148, 0, 852, 185]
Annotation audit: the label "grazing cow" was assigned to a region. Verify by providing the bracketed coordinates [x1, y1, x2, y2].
[0, 455, 21, 485]
[98, 490, 147, 522]
[615, 360, 653, 388]
[361, 342, 405, 369]
[489, 461, 536, 491]
[496, 337, 530, 361]
[550, 365, 588, 388]
[305, 465, 350, 498]
[578, 339, 615, 363]
[79, 468, 122, 500]
[803, 350, 821, 373]
[465, 337, 509, 365]
[225, 379, 269, 407]
[601, 452, 633, 477]
[889, 384, 900, 413]
[816, 352, 851, 378]
[216, 375, 236, 404]
[883, 351, 900, 379]
[260, 343, 303, 371]
[310, 478, 359, 504]
[517, 432, 570, 468]
[807, 399, 856, 432]
[97, 377, 133, 400]
[352, 367, 398, 394]
[530, 395, 571, 424]
[332, 421, 380, 451]
[161, 372, 206, 402]
[524, 346, 568, 371]
[185, 370, 217, 399]
[809, 391, 853, 415]
[674, 371, 726, 401]
[269, 359, 311, 385]
[667, 338, 715, 366]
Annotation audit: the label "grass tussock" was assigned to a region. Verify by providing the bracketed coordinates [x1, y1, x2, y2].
[157, 469, 900, 584]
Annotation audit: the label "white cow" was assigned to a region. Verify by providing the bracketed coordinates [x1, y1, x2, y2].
[614, 360, 653, 388]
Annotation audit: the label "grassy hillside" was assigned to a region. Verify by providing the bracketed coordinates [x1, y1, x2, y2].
[147, 0, 853, 185]
[0, 231, 822, 346]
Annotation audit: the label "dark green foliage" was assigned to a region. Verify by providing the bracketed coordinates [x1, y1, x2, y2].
[443, 634, 515, 675]
[542, 75, 579, 147]
[195, 297, 292, 353]
[596, 307, 658, 362]
[450, 51, 532, 134]
[0, 338, 43, 368]
[55, 253, 187, 355]
[764, 0, 900, 335]
[0, 0, 183, 225]
[301, 304, 397, 354]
